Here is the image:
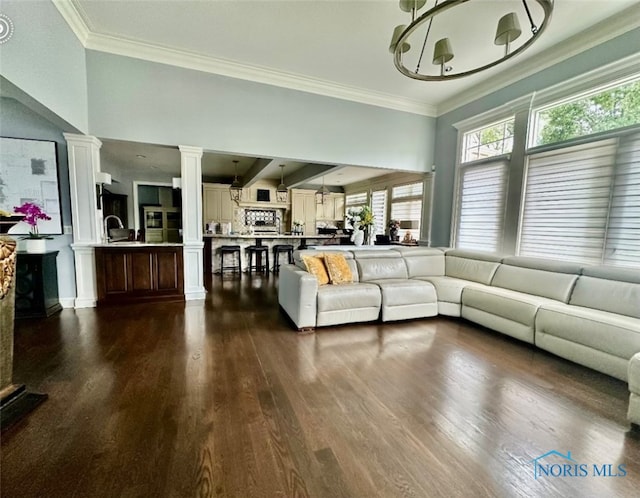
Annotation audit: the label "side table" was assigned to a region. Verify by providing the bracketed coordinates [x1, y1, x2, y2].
[15, 251, 62, 319]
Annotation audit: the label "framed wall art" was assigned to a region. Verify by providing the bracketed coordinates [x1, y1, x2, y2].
[0, 137, 63, 235]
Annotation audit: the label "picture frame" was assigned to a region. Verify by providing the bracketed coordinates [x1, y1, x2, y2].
[0, 137, 63, 235]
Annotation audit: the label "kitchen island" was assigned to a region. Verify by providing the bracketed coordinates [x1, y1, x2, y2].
[94, 242, 184, 305]
[203, 234, 349, 273]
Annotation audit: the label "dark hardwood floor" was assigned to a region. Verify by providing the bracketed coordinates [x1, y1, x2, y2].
[2, 274, 639, 497]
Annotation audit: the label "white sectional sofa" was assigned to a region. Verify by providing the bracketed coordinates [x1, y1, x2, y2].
[277, 247, 640, 425]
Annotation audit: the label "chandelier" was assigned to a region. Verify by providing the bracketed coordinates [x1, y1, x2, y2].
[390, 0, 554, 81]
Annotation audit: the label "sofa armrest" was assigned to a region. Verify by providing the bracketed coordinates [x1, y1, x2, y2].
[630, 353, 640, 394]
[278, 264, 318, 330]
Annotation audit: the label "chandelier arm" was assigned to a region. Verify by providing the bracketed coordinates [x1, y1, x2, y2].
[393, 0, 553, 81]
[415, 0, 440, 74]
[521, 0, 537, 33]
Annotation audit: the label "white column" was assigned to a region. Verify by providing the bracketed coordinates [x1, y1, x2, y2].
[179, 145, 206, 301]
[64, 133, 102, 308]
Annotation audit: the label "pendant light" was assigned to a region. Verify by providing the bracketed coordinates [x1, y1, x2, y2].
[229, 160, 243, 203]
[276, 164, 288, 203]
[315, 176, 330, 204]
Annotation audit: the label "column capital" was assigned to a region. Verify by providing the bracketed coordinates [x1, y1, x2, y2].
[63, 133, 102, 148]
[178, 145, 203, 157]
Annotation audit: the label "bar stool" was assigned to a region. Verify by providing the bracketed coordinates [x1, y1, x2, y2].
[219, 245, 241, 274]
[246, 245, 269, 274]
[272, 244, 294, 273]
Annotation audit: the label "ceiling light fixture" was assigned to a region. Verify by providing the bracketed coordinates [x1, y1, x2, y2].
[315, 176, 330, 205]
[229, 160, 243, 203]
[276, 164, 288, 203]
[390, 0, 553, 81]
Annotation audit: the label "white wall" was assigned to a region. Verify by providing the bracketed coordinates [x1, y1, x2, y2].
[0, 0, 88, 133]
[86, 51, 436, 173]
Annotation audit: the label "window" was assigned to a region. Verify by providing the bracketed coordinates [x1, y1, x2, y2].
[455, 160, 508, 252]
[391, 182, 423, 240]
[462, 117, 514, 163]
[531, 76, 640, 147]
[519, 132, 640, 267]
[345, 192, 367, 228]
[345, 192, 367, 208]
[605, 133, 640, 267]
[371, 190, 387, 236]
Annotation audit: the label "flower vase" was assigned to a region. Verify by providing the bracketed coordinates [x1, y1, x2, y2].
[25, 238, 47, 253]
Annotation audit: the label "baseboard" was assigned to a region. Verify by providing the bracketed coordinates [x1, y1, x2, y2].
[184, 291, 207, 301]
[74, 297, 96, 308]
[59, 298, 75, 308]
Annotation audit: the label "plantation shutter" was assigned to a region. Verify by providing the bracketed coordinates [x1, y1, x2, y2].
[519, 138, 617, 264]
[371, 190, 387, 236]
[604, 133, 640, 267]
[456, 159, 508, 252]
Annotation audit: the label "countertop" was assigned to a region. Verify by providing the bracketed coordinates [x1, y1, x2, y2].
[91, 242, 184, 247]
[203, 234, 346, 239]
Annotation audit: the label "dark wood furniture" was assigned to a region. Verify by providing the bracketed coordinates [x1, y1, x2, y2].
[246, 245, 269, 274]
[95, 246, 184, 305]
[219, 245, 241, 274]
[15, 251, 62, 319]
[272, 244, 294, 272]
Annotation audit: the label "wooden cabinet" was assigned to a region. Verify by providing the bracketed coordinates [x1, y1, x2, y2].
[95, 246, 184, 305]
[15, 251, 62, 319]
[316, 193, 345, 222]
[143, 207, 181, 243]
[203, 183, 236, 228]
[291, 189, 317, 235]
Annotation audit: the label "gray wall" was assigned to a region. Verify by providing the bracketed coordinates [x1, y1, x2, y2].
[431, 27, 640, 248]
[0, 97, 77, 302]
[0, 0, 88, 133]
[86, 51, 436, 173]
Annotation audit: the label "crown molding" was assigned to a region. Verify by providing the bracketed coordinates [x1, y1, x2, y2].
[52, 1, 435, 117]
[84, 32, 437, 117]
[51, 0, 90, 45]
[436, 4, 640, 116]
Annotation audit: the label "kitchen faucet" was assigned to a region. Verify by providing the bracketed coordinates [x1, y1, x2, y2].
[103, 215, 124, 242]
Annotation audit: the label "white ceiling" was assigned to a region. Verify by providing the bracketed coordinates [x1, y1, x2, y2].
[69, 0, 640, 114]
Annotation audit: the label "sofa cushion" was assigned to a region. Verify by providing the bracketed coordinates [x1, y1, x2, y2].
[536, 303, 640, 361]
[369, 279, 437, 306]
[416, 276, 485, 304]
[317, 283, 381, 313]
[491, 257, 581, 302]
[302, 255, 329, 285]
[569, 266, 640, 319]
[357, 257, 408, 282]
[462, 286, 557, 326]
[323, 253, 354, 284]
[402, 248, 445, 278]
[444, 249, 502, 284]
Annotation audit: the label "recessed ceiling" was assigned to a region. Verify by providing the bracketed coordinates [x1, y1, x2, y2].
[68, 0, 639, 114]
